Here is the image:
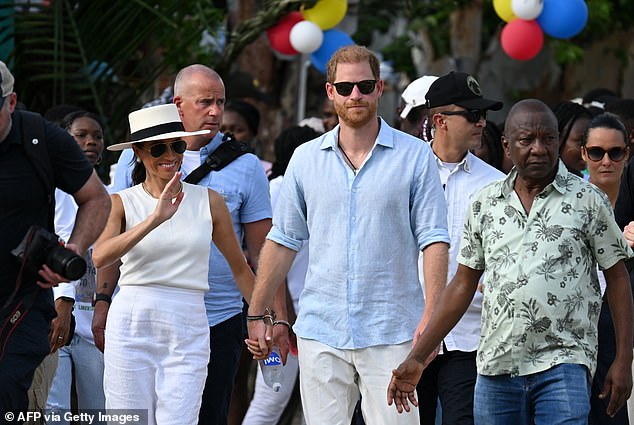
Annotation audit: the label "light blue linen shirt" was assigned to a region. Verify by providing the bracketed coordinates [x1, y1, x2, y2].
[111, 132, 272, 326]
[271, 118, 450, 349]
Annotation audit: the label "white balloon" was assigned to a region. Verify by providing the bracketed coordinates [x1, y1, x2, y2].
[511, 0, 544, 20]
[289, 21, 324, 54]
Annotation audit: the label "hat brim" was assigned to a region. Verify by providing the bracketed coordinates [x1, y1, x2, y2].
[107, 129, 211, 151]
[455, 98, 503, 111]
[400, 104, 414, 120]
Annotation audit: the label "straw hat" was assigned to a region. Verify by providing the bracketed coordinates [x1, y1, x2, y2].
[107, 103, 210, 151]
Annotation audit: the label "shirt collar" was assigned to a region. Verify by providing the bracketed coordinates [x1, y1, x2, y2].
[432, 149, 473, 173]
[498, 160, 569, 198]
[200, 131, 226, 155]
[320, 117, 394, 151]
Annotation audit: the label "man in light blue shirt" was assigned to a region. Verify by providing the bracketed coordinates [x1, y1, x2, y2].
[246, 46, 449, 425]
[105, 65, 274, 425]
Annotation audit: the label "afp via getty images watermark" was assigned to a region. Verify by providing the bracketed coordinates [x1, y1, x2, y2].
[4, 409, 148, 424]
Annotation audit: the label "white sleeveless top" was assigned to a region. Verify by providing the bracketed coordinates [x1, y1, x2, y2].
[117, 182, 212, 291]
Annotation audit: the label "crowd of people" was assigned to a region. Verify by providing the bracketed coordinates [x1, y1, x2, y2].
[1, 41, 634, 425]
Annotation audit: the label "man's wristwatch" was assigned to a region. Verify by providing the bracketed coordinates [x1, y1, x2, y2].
[92, 293, 112, 307]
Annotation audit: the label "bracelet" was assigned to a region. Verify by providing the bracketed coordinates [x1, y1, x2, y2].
[246, 307, 276, 325]
[273, 320, 292, 333]
[92, 293, 112, 307]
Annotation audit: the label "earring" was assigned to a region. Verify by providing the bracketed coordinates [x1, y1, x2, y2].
[136, 157, 141, 164]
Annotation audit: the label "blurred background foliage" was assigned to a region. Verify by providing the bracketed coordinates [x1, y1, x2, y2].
[355, 0, 634, 75]
[2, 0, 634, 177]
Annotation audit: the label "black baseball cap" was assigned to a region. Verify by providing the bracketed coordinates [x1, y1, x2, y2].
[425, 71, 502, 111]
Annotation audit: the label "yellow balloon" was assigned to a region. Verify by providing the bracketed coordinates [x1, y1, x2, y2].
[302, 0, 348, 30]
[493, 0, 516, 22]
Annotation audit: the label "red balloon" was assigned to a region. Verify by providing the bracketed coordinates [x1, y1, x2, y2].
[501, 19, 544, 61]
[266, 12, 304, 56]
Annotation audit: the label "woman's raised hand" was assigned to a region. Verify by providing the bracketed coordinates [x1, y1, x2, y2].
[154, 172, 185, 223]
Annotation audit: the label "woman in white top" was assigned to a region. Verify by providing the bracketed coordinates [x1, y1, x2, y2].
[92, 104, 255, 425]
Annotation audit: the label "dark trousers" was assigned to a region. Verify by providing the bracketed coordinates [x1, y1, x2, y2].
[416, 348, 477, 425]
[198, 313, 244, 425]
[589, 298, 629, 425]
[0, 297, 52, 422]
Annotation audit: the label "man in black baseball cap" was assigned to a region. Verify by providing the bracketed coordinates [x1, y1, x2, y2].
[414, 70, 504, 425]
[426, 71, 502, 111]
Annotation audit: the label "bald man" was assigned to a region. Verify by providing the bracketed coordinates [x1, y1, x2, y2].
[388, 99, 634, 424]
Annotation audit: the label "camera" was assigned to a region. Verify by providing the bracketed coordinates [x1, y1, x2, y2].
[12, 225, 87, 281]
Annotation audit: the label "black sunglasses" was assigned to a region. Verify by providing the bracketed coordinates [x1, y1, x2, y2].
[584, 146, 627, 162]
[332, 80, 377, 96]
[440, 109, 487, 124]
[143, 140, 187, 158]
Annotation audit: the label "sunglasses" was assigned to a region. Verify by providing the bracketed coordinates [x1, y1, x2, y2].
[332, 80, 377, 96]
[440, 109, 487, 124]
[143, 140, 187, 158]
[584, 146, 627, 162]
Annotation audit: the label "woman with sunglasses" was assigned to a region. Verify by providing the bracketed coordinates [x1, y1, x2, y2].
[580, 112, 631, 425]
[92, 104, 255, 425]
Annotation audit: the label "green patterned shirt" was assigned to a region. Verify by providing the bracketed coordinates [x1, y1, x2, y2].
[458, 161, 632, 377]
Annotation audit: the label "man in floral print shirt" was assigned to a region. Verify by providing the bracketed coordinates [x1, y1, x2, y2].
[388, 99, 634, 424]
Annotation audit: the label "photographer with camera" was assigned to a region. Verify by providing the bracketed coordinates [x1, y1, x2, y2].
[0, 62, 111, 420]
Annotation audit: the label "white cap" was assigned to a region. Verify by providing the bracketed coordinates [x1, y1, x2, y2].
[400, 75, 438, 120]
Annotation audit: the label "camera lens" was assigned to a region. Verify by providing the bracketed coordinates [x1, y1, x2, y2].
[47, 245, 87, 281]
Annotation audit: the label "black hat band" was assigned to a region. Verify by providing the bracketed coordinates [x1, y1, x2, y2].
[130, 121, 185, 142]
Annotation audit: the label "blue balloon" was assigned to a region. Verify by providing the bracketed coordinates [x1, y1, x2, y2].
[537, 0, 588, 39]
[310, 29, 354, 74]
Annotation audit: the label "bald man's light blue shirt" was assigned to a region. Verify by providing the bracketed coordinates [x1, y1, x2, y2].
[270, 118, 449, 349]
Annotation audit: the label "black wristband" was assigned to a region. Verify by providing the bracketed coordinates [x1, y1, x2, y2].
[274, 320, 292, 333]
[92, 293, 112, 307]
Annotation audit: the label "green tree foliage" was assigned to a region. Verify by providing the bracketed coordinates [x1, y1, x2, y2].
[0, 0, 311, 149]
[1, 0, 224, 146]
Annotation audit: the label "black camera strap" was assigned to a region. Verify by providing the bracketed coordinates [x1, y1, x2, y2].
[183, 134, 253, 185]
[0, 290, 38, 360]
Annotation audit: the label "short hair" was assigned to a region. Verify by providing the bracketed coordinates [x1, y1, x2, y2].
[504, 99, 557, 137]
[174, 64, 223, 97]
[60, 110, 103, 132]
[326, 45, 380, 84]
[581, 112, 627, 147]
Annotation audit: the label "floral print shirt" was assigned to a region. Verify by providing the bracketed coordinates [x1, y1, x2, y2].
[458, 161, 632, 377]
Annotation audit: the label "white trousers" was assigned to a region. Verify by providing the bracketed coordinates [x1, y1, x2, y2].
[104, 285, 209, 425]
[297, 337, 419, 425]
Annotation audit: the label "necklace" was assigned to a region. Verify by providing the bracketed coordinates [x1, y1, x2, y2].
[338, 143, 358, 175]
[142, 182, 183, 199]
